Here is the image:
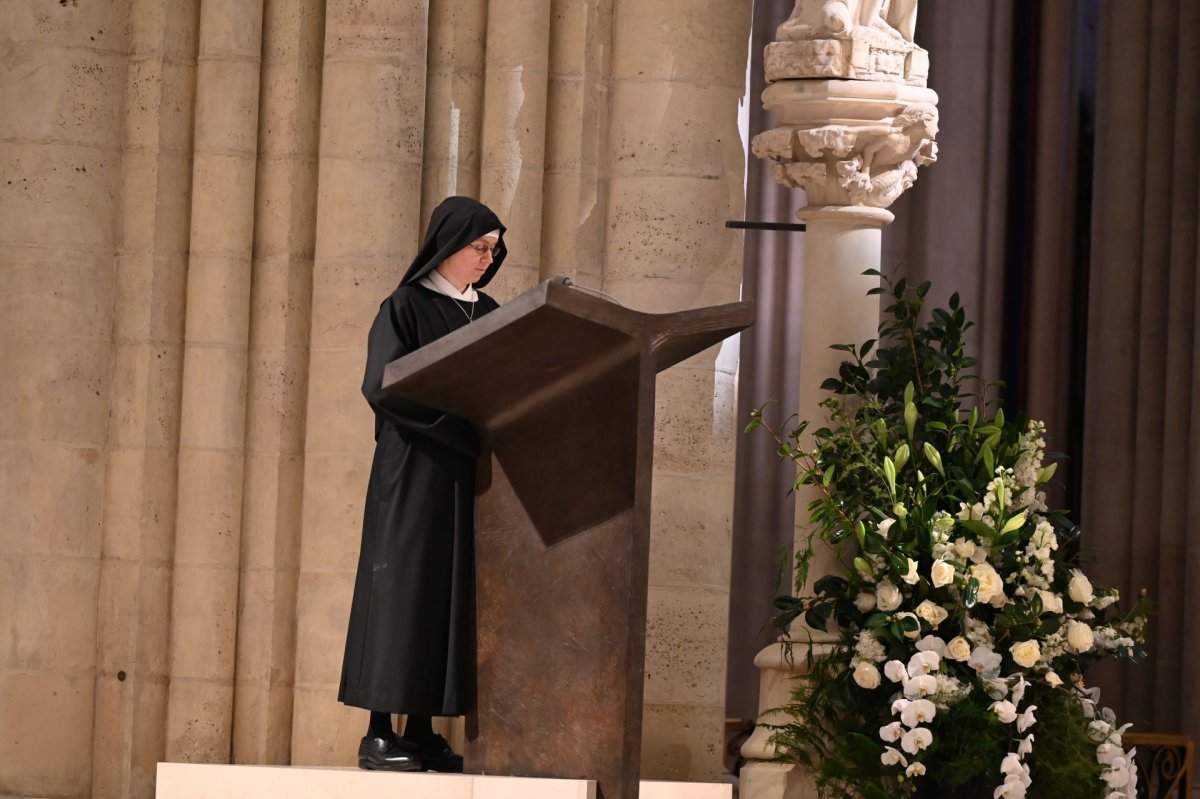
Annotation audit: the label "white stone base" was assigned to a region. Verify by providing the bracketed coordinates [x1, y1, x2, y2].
[155, 763, 732, 799]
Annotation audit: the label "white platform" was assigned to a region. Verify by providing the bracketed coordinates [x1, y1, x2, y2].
[156, 763, 732, 799]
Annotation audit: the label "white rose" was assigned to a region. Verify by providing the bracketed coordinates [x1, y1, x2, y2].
[853, 661, 881, 689]
[1044, 670, 1062, 687]
[1066, 620, 1095, 653]
[876, 580, 903, 611]
[930, 559, 955, 588]
[901, 558, 920, 585]
[945, 636, 972, 661]
[970, 562, 1007, 607]
[855, 592, 877, 612]
[895, 611, 922, 639]
[1036, 589, 1063, 615]
[1068, 570, 1095, 604]
[914, 600, 949, 628]
[951, 537, 977, 560]
[1010, 639, 1041, 669]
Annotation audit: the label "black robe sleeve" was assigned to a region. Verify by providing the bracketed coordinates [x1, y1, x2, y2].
[360, 294, 480, 458]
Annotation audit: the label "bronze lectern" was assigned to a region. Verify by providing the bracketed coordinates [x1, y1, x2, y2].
[382, 277, 753, 799]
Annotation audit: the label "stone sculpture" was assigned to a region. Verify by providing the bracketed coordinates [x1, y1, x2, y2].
[752, 101, 938, 208]
[767, 0, 927, 85]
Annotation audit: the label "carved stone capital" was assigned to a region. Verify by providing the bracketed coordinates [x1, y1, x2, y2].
[752, 80, 939, 209]
[770, 0, 928, 86]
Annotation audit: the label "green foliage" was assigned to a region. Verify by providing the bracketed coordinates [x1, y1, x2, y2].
[749, 274, 1148, 799]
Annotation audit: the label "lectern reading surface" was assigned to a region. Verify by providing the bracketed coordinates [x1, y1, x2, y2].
[382, 277, 752, 799]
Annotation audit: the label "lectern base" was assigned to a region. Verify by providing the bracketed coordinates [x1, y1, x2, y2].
[155, 763, 732, 799]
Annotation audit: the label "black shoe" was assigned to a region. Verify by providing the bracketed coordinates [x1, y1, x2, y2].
[358, 734, 424, 771]
[403, 733, 463, 773]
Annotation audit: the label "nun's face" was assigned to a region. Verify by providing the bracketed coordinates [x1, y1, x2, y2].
[436, 234, 499, 291]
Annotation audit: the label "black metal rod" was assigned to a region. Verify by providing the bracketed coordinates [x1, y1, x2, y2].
[724, 220, 806, 232]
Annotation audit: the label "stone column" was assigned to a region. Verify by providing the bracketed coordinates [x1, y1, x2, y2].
[541, 0, 614, 288]
[478, 0, 552, 301]
[421, 0, 487, 225]
[165, 0, 265, 763]
[739, 3, 938, 796]
[604, 0, 751, 781]
[91, 1, 199, 796]
[291, 0, 430, 766]
[231, 0, 323, 766]
[0, 3, 129, 797]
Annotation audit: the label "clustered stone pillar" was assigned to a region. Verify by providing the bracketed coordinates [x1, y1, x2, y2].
[541, 0, 613, 288]
[291, 0, 431, 766]
[421, 0, 488, 226]
[164, 0, 265, 764]
[739, 2, 938, 797]
[92, 2, 199, 796]
[479, 0, 552, 300]
[604, 0, 751, 780]
[0, 4, 131, 796]
[231, 0, 324, 766]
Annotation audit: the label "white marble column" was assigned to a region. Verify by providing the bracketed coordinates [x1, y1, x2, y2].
[739, 3, 938, 796]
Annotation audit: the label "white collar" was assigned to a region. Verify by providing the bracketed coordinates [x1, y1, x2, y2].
[420, 268, 479, 302]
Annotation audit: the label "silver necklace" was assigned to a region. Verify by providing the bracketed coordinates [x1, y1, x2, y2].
[450, 297, 475, 323]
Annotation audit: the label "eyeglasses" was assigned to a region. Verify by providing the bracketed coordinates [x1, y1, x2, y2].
[468, 243, 499, 257]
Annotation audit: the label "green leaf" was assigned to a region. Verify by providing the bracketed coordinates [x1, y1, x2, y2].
[823, 464, 836, 486]
[964, 576, 980, 608]
[813, 575, 849, 596]
[865, 612, 889, 629]
[1000, 511, 1027, 535]
[1037, 462, 1059, 484]
[743, 417, 763, 433]
[958, 519, 993, 538]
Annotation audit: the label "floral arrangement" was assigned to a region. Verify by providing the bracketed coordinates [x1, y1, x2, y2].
[751, 276, 1149, 799]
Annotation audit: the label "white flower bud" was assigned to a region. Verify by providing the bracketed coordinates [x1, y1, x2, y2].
[853, 661, 881, 689]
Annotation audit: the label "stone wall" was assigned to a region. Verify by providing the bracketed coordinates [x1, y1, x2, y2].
[0, 1, 751, 796]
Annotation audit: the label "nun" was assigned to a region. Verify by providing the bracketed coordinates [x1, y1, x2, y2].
[339, 196, 507, 772]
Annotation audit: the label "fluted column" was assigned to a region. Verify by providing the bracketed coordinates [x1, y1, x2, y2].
[604, 0, 751, 781]
[91, 2, 199, 796]
[478, 0, 552, 300]
[165, 0, 265, 763]
[741, 3, 938, 796]
[291, 0, 430, 766]
[0, 3, 130, 796]
[231, 0, 324, 766]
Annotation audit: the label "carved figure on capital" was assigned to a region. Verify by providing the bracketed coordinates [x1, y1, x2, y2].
[778, 0, 918, 42]
[766, 0, 928, 86]
[751, 102, 938, 208]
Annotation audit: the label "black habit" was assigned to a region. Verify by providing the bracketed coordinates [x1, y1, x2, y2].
[339, 197, 506, 716]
